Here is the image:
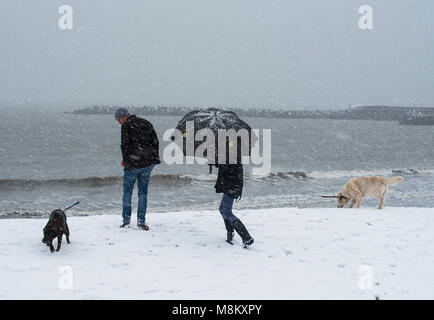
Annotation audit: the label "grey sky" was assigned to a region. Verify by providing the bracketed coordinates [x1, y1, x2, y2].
[0, 0, 432, 110]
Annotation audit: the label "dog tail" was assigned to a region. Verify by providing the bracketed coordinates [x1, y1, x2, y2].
[385, 176, 404, 186]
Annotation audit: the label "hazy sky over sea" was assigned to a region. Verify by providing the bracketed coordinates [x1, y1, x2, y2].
[0, 0, 432, 110]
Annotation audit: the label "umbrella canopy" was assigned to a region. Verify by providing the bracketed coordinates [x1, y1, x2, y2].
[173, 107, 258, 165]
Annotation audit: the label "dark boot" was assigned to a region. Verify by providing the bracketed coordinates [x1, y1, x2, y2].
[137, 223, 149, 230]
[232, 219, 254, 248]
[119, 222, 130, 228]
[223, 219, 234, 245]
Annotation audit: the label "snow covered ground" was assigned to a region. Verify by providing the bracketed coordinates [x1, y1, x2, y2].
[0, 207, 433, 299]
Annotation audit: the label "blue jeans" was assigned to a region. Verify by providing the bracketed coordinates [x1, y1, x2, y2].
[218, 193, 239, 223]
[122, 164, 155, 224]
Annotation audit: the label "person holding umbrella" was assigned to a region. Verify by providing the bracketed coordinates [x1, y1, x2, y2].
[215, 163, 254, 248]
[115, 108, 161, 230]
[174, 108, 255, 248]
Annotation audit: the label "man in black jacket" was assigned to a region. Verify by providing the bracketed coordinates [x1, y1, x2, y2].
[215, 164, 254, 248]
[115, 108, 161, 230]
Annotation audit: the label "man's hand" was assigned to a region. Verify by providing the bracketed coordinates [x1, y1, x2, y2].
[121, 160, 124, 167]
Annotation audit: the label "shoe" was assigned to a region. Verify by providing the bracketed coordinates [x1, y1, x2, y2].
[232, 219, 254, 248]
[243, 238, 254, 249]
[119, 222, 130, 228]
[137, 223, 149, 230]
[223, 219, 234, 245]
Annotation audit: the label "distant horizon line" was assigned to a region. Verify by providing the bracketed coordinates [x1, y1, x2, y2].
[1, 103, 433, 112]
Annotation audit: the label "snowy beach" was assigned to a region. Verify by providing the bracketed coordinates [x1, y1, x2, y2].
[1, 207, 433, 300]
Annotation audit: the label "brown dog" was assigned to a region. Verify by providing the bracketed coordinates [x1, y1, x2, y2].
[42, 209, 71, 252]
[333, 176, 403, 209]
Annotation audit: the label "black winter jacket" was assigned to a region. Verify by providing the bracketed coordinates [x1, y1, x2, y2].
[121, 115, 161, 170]
[214, 164, 243, 200]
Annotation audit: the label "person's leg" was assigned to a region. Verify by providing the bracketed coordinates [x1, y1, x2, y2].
[137, 164, 155, 225]
[232, 219, 254, 248]
[219, 193, 254, 247]
[122, 169, 138, 225]
[219, 193, 236, 243]
[219, 193, 237, 223]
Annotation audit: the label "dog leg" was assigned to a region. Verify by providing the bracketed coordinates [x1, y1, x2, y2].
[65, 224, 71, 244]
[378, 195, 385, 209]
[56, 236, 62, 252]
[49, 241, 55, 253]
[356, 198, 363, 208]
[378, 186, 387, 209]
[349, 199, 356, 208]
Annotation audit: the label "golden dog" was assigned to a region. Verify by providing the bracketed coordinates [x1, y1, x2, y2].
[334, 176, 403, 209]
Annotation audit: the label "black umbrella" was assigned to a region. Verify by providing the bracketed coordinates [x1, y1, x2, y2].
[172, 107, 258, 170]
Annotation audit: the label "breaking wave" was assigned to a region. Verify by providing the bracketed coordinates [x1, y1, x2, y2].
[0, 176, 123, 191]
[307, 168, 434, 179]
[1, 168, 432, 191]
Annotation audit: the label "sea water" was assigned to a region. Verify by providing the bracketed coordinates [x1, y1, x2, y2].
[1, 108, 433, 218]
